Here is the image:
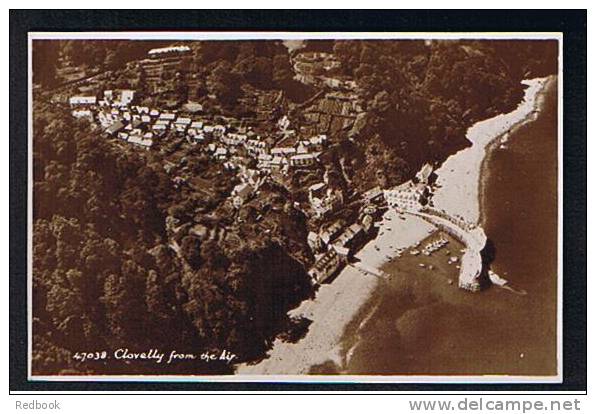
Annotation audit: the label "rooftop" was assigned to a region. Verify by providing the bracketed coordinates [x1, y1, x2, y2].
[148, 45, 191, 56]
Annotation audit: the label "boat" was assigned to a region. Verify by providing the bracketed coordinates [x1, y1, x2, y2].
[488, 270, 508, 286]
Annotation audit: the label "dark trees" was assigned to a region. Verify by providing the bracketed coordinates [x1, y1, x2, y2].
[333, 39, 557, 186]
[32, 101, 314, 374]
[206, 61, 242, 108]
[32, 40, 60, 87]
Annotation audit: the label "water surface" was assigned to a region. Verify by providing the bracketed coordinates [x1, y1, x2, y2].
[343, 80, 558, 376]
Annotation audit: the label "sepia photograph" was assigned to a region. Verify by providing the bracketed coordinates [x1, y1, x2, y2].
[27, 31, 562, 382]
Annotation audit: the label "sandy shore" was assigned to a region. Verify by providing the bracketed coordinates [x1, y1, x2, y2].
[337, 77, 556, 375]
[236, 209, 433, 375]
[236, 77, 553, 376]
[431, 77, 551, 225]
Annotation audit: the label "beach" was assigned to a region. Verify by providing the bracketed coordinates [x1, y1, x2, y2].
[432, 77, 550, 224]
[237, 76, 556, 376]
[237, 209, 434, 375]
[342, 75, 558, 376]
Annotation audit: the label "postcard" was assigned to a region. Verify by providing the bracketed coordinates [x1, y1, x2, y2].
[27, 31, 562, 383]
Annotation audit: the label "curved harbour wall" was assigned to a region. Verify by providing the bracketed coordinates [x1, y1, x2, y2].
[410, 210, 489, 291]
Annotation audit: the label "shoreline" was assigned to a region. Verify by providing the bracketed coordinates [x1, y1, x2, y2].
[479, 75, 556, 227]
[338, 76, 555, 374]
[236, 210, 434, 374]
[236, 77, 553, 375]
[431, 76, 552, 225]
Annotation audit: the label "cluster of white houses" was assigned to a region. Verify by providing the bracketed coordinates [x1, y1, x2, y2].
[69, 89, 441, 288]
[69, 89, 334, 217]
[382, 164, 435, 212]
[306, 187, 385, 285]
[69, 90, 330, 169]
[305, 163, 438, 285]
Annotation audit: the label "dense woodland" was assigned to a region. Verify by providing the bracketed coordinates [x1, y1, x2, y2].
[328, 39, 558, 190]
[32, 103, 314, 374]
[31, 39, 557, 374]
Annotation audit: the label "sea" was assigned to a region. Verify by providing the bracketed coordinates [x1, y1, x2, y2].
[343, 79, 558, 376]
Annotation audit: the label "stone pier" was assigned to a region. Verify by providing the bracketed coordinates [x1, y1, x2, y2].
[407, 210, 489, 292]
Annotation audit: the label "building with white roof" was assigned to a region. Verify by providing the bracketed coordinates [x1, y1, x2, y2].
[159, 112, 176, 120]
[308, 250, 346, 284]
[128, 133, 153, 149]
[290, 153, 319, 168]
[175, 117, 192, 125]
[152, 123, 168, 132]
[113, 89, 135, 107]
[69, 96, 97, 107]
[231, 183, 254, 208]
[309, 134, 328, 151]
[271, 147, 297, 157]
[71, 109, 93, 120]
[148, 45, 191, 57]
[214, 147, 228, 160]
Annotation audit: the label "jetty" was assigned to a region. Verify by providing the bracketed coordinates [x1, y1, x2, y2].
[401, 207, 489, 291]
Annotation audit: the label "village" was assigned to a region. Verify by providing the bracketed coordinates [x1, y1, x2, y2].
[69, 86, 381, 286]
[65, 44, 486, 291]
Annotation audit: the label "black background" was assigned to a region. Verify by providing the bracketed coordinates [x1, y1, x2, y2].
[9, 9, 587, 393]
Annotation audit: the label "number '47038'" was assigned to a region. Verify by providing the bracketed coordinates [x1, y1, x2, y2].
[72, 351, 108, 362]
